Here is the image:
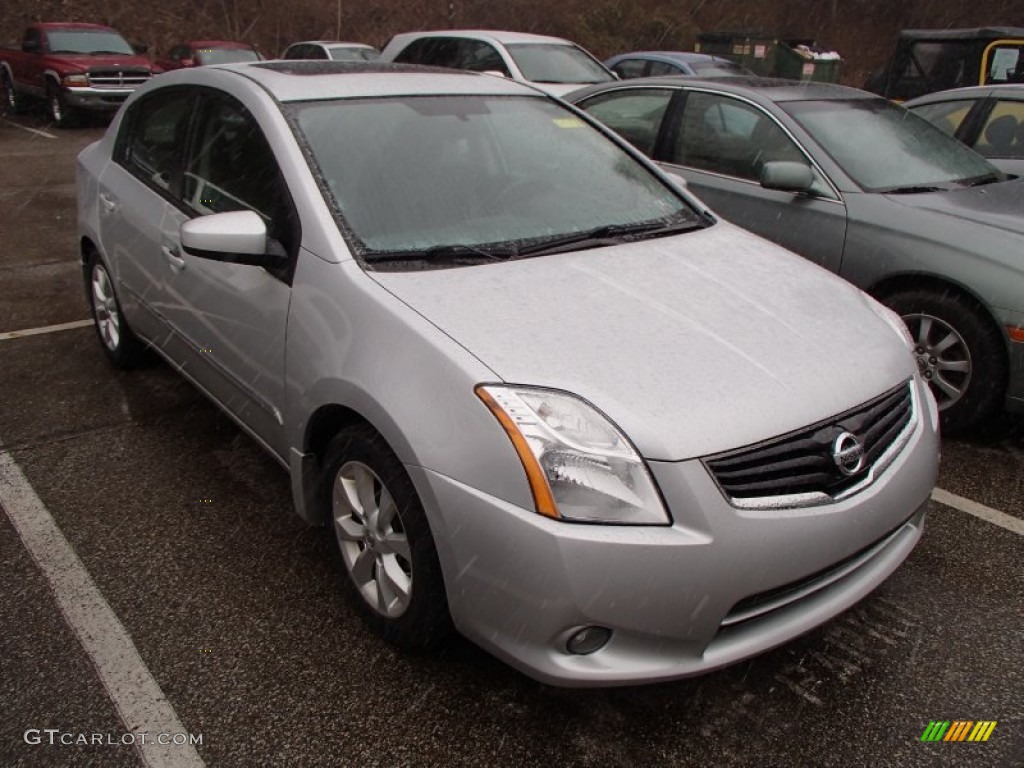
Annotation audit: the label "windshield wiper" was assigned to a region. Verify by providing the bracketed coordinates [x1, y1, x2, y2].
[366, 243, 517, 266]
[880, 184, 950, 194]
[89, 50, 131, 55]
[517, 219, 707, 258]
[959, 172, 1003, 188]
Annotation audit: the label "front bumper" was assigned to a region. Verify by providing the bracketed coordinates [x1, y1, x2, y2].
[412, 377, 939, 687]
[64, 86, 136, 112]
[998, 307, 1024, 413]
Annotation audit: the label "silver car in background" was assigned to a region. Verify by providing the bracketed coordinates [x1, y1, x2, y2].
[569, 77, 1024, 433]
[77, 61, 938, 686]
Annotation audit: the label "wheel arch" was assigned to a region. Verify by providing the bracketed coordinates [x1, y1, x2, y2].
[291, 402, 413, 527]
[867, 271, 1006, 353]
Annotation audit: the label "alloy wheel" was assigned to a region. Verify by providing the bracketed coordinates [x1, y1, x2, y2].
[91, 264, 121, 351]
[332, 461, 413, 618]
[902, 312, 971, 410]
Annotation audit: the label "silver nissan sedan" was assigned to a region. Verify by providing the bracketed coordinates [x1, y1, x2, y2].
[76, 61, 939, 687]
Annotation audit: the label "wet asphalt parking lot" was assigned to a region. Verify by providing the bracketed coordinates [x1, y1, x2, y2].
[1, 111, 1022, 768]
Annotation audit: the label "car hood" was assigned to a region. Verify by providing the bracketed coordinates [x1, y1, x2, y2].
[371, 223, 915, 461]
[883, 177, 1024, 237]
[48, 54, 152, 72]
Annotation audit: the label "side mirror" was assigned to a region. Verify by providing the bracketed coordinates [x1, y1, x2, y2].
[133, 43, 149, 55]
[22, 39, 40, 53]
[180, 211, 286, 268]
[760, 161, 814, 193]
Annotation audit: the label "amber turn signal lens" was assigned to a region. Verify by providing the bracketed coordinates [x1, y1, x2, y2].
[475, 386, 559, 519]
[1008, 326, 1024, 343]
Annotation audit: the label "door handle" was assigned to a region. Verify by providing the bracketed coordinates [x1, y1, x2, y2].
[162, 245, 186, 272]
[98, 192, 118, 214]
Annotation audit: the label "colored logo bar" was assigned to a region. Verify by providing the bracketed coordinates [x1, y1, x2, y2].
[920, 721, 997, 742]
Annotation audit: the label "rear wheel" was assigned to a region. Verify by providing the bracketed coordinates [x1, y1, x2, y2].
[47, 81, 76, 128]
[87, 253, 145, 368]
[882, 289, 1005, 433]
[2, 72, 24, 114]
[323, 425, 451, 649]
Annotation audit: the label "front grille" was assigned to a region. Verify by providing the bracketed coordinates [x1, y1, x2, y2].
[705, 381, 914, 505]
[88, 69, 151, 89]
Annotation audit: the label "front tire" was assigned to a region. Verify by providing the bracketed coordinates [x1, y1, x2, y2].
[87, 253, 145, 368]
[47, 81, 76, 128]
[883, 289, 1006, 433]
[323, 425, 452, 649]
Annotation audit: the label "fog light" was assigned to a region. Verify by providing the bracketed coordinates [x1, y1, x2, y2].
[566, 626, 612, 655]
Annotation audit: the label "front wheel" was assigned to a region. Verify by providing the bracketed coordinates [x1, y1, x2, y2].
[87, 254, 145, 368]
[323, 425, 451, 649]
[882, 289, 1006, 433]
[47, 81, 76, 128]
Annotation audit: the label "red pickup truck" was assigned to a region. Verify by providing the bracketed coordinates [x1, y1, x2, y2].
[1, 22, 154, 127]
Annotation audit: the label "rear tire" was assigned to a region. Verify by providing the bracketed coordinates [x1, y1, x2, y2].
[2, 71, 25, 115]
[322, 424, 452, 649]
[87, 253, 145, 368]
[882, 288, 1005, 434]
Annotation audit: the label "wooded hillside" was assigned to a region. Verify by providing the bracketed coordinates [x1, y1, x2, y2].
[3, 0, 1021, 86]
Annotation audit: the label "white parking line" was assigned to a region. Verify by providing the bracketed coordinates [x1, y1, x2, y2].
[0, 319, 92, 340]
[932, 487, 1024, 536]
[0, 451, 205, 768]
[0, 117, 57, 139]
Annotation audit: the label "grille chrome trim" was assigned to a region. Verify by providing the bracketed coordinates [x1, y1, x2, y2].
[705, 380, 918, 510]
[87, 69, 151, 89]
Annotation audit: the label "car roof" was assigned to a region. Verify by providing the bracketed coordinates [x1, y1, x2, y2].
[609, 51, 733, 64]
[206, 60, 543, 101]
[388, 29, 574, 46]
[35, 22, 115, 31]
[569, 75, 873, 103]
[290, 40, 376, 48]
[905, 84, 1024, 105]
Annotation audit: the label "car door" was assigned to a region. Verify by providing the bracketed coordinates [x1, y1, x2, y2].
[97, 87, 197, 344]
[158, 88, 298, 458]
[656, 89, 848, 273]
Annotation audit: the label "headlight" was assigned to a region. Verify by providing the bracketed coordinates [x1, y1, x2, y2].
[476, 385, 670, 525]
[62, 74, 89, 87]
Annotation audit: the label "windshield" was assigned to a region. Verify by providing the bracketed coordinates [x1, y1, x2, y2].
[293, 95, 695, 260]
[783, 98, 1000, 191]
[328, 46, 379, 61]
[46, 29, 134, 55]
[195, 48, 260, 65]
[505, 43, 613, 84]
